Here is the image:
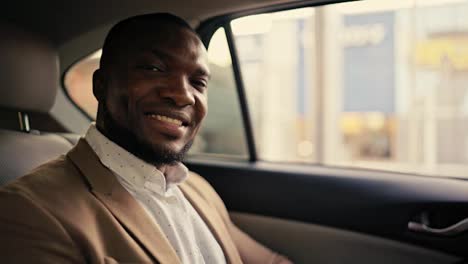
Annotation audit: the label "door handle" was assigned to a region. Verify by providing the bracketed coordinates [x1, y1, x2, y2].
[408, 217, 468, 236]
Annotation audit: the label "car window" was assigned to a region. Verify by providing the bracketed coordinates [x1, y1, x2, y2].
[189, 28, 248, 157]
[230, 0, 468, 177]
[64, 51, 100, 119]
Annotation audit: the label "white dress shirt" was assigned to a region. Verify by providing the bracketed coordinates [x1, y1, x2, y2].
[85, 125, 226, 264]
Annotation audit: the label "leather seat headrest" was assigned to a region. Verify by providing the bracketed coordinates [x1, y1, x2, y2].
[0, 23, 59, 113]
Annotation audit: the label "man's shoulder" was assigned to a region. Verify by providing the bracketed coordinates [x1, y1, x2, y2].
[0, 155, 88, 203]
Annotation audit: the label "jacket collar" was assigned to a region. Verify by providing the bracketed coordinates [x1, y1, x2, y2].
[67, 139, 181, 264]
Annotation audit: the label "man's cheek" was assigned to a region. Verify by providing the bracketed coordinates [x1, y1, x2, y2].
[197, 95, 208, 120]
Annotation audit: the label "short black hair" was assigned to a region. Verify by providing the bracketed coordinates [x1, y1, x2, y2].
[100, 13, 197, 68]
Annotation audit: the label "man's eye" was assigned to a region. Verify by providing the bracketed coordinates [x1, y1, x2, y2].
[137, 65, 162, 72]
[192, 79, 208, 90]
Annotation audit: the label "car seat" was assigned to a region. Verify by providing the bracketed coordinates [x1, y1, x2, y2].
[0, 23, 76, 185]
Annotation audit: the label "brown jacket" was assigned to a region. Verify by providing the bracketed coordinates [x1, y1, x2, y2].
[0, 139, 282, 263]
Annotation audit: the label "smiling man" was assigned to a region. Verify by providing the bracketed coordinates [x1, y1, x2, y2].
[93, 15, 209, 168]
[0, 14, 291, 264]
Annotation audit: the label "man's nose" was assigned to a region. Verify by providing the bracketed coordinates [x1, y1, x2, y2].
[159, 75, 196, 107]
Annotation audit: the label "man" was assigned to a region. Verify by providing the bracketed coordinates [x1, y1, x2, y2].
[0, 14, 291, 263]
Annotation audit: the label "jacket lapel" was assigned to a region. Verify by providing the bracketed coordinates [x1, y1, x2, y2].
[179, 182, 242, 264]
[67, 139, 180, 264]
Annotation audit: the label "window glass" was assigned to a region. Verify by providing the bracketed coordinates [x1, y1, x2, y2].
[232, 8, 317, 163]
[64, 29, 247, 158]
[64, 51, 100, 119]
[189, 28, 248, 157]
[231, 0, 468, 177]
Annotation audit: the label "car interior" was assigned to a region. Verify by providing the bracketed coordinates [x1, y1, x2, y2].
[1, 0, 468, 263]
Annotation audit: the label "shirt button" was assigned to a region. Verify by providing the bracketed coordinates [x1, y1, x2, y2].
[143, 181, 155, 191]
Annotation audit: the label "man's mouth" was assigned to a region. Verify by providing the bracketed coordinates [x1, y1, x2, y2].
[146, 114, 183, 126]
[143, 112, 190, 138]
[143, 111, 190, 125]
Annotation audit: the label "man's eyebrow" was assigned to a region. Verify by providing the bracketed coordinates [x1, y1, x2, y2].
[151, 48, 175, 61]
[194, 68, 211, 80]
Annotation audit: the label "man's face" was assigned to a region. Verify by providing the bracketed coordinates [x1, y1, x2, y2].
[95, 24, 210, 165]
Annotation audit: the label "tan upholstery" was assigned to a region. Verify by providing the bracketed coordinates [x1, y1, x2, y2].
[0, 23, 74, 185]
[0, 23, 59, 113]
[0, 129, 74, 185]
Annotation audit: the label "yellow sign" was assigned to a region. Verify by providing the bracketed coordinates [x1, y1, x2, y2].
[415, 36, 468, 70]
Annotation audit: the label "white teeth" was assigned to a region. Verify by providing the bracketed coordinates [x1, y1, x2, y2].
[152, 114, 183, 126]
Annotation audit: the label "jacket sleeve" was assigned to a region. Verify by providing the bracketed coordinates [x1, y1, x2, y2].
[188, 172, 293, 264]
[0, 186, 85, 263]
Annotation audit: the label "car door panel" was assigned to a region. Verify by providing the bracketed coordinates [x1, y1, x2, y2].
[187, 160, 468, 261]
[230, 212, 459, 264]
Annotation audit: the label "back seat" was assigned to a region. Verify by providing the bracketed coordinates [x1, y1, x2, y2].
[0, 23, 78, 185]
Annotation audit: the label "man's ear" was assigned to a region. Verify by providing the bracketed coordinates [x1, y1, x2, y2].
[93, 69, 106, 102]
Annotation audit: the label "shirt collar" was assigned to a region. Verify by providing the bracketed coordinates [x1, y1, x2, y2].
[85, 124, 188, 195]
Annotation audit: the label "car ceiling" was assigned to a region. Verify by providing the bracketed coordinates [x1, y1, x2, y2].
[1, 0, 314, 46]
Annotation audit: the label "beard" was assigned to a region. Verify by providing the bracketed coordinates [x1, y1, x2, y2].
[98, 104, 193, 167]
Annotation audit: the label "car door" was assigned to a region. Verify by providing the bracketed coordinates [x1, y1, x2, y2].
[185, 1, 468, 263]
